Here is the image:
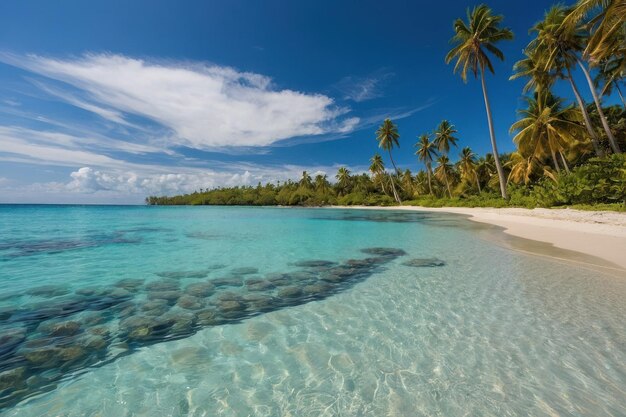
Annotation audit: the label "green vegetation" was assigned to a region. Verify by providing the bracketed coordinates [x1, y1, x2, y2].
[147, 1, 626, 210]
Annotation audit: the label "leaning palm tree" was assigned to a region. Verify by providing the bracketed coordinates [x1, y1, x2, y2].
[458, 146, 481, 193]
[433, 120, 459, 154]
[533, 5, 621, 153]
[414, 133, 438, 195]
[375, 119, 402, 202]
[369, 153, 388, 195]
[434, 155, 454, 198]
[445, 4, 513, 198]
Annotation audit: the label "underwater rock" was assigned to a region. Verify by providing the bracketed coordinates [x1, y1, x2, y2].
[0, 307, 13, 321]
[293, 260, 337, 268]
[230, 267, 259, 275]
[402, 258, 446, 267]
[246, 295, 277, 312]
[161, 311, 196, 336]
[121, 316, 170, 342]
[0, 366, 26, 391]
[302, 283, 333, 296]
[79, 335, 108, 351]
[196, 309, 222, 326]
[176, 295, 203, 310]
[147, 290, 182, 303]
[211, 277, 243, 288]
[0, 328, 26, 359]
[88, 326, 111, 338]
[215, 291, 243, 302]
[155, 270, 209, 279]
[145, 280, 179, 292]
[141, 299, 169, 312]
[216, 300, 246, 313]
[277, 286, 303, 299]
[26, 285, 69, 298]
[114, 278, 145, 290]
[245, 279, 275, 291]
[360, 247, 407, 257]
[57, 345, 88, 364]
[37, 320, 81, 337]
[21, 346, 63, 368]
[184, 282, 215, 297]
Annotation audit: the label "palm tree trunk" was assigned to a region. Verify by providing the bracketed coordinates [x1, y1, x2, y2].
[475, 172, 482, 193]
[388, 172, 401, 203]
[576, 57, 621, 154]
[559, 151, 571, 174]
[426, 164, 433, 195]
[615, 81, 626, 108]
[387, 149, 400, 174]
[379, 175, 387, 195]
[551, 149, 561, 173]
[566, 66, 603, 156]
[444, 175, 452, 198]
[480, 69, 508, 199]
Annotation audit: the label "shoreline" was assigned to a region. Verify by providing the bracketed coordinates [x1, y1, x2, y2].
[332, 206, 626, 272]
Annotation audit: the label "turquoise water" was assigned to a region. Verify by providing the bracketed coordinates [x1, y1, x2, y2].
[0, 205, 625, 416]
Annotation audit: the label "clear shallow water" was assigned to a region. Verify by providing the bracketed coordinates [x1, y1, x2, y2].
[0, 205, 625, 416]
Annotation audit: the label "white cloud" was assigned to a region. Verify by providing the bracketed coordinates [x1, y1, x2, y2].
[2, 53, 359, 148]
[334, 72, 394, 102]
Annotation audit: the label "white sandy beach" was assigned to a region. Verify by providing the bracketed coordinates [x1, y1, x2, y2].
[338, 206, 626, 272]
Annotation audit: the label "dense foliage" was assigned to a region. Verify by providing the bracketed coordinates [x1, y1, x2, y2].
[148, 0, 626, 210]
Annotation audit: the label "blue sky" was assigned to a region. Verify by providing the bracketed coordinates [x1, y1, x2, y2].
[0, 0, 609, 203]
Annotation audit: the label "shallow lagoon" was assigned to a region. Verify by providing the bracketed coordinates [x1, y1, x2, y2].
[0, 205, 625, 416]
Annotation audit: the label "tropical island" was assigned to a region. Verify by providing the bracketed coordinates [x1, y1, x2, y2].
[147, 3, 625, 211]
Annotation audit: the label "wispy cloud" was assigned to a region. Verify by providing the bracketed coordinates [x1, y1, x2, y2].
[334, 71, 395, 102]
[1, 53, 359, 148]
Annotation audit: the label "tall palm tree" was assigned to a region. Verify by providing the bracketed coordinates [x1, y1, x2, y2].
[564, 0, 626, 64]
[369, 153, 388, 195]
[434, 155, 454, 198]
[299, 171, 313, 189]
[375, 119, 402, 202]
[506, 152, 542, 185]
[533, 5, 621, 153]
[511, 47, 556, 95]
[414, 133, 438, 195]
[445, 4, 513, 198]
[510, 93, 583, 173]
[458, 146, 481, 193]
[433, 120, 459, 154]
[335, 167, 351, 196]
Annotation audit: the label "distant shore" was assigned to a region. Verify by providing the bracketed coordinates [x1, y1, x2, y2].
[333, 206, 626, 272]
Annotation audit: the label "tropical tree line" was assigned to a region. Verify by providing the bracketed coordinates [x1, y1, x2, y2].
[147, 0, 626, 209]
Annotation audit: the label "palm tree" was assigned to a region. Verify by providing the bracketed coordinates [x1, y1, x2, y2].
[564, 0, 626, 64]
[445, 4, 513, 198]
[369, 154, 388, 195]
[458, 146, 481, 193]
[511, 47, 556, 95]
[433, 120, 459, 154]
[375, 119, 402, 202]
[434, 155, 454, 198]
[335, 167, 351, 196]
[506, 152, 542, 185]
[414, 133, 438, 195]
[532, 5, 620, 153]
[299, 171, 313, 189]
[511, 93, 584, 174]
[314, 174, 330, 193]
[401, 169, 414, 197]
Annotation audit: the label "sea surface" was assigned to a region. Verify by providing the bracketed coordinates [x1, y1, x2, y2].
[0, 205, 625, 416]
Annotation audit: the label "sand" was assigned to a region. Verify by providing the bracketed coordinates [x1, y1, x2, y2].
[336, 206, 626, 273]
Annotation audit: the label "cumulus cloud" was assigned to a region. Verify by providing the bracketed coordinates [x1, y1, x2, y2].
[2, 53, 359, 148]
